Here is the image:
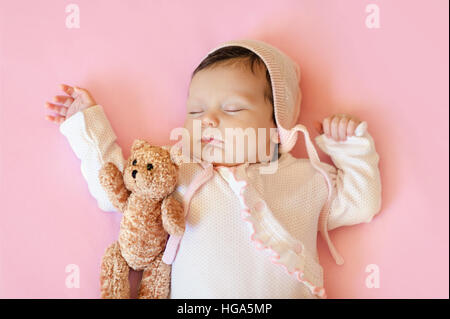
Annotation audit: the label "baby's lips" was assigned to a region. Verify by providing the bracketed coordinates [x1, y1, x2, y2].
[201, 135, 224, 144]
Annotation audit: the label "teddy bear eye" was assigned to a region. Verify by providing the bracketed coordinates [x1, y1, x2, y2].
[147, 163, 153, 171]
[132, 159, 137, 166]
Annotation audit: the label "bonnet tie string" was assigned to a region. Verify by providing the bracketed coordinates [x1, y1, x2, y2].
[279, 124, 344, 265]
[162, 160, 214, 265]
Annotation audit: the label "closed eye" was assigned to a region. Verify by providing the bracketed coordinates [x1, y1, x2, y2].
[224, 108, 245, 114]
[223, 104, 247, 113]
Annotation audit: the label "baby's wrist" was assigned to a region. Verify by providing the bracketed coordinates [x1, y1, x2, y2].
[66, 104, 97, 119]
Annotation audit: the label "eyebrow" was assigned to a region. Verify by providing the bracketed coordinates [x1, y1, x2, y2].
[187, 94, 254, 106]
[222, 96, 253, 107]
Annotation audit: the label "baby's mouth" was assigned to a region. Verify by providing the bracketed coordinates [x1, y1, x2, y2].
[201, 136, 224, 146]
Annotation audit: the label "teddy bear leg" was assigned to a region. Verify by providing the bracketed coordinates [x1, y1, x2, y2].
[137, 252, 171, 299]
[100, 241, 131, 299]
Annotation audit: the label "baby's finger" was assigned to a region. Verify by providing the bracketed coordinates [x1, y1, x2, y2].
[45, 102, 68, 116]
[53, 95, 74, 107]
[322, 117, 331, 137]
[338, 116, 349, 141]
[347, 119, 358, 136]
[330, 116, 340, 141]
[73, 86, 89, 98]
[60, 84, 75, 98]
[45, 114, 65, 124]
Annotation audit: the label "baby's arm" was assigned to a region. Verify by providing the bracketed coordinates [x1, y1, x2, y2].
[314, 114, 382, 230]
[45, 84, 125, 212]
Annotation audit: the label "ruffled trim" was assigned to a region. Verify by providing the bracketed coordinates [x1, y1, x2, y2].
[220, 166, 327, 299]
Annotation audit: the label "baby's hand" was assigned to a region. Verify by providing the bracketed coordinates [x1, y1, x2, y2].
[315, 114, 361, 141]
[44, 84, 97, 124]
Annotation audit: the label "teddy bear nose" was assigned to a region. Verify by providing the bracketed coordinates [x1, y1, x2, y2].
[132, 170, 137, 179]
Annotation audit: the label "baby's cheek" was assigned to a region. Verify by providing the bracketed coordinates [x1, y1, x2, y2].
[254, 127, 276, 159]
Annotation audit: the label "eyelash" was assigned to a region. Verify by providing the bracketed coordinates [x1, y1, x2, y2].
[225, 109, 243, 113]
[188, 109, 243, 115]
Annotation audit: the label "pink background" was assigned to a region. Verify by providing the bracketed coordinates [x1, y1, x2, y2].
[0, 0, 448, 298]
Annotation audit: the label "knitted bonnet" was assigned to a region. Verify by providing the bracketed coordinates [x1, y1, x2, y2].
[201, 38, 302, 152]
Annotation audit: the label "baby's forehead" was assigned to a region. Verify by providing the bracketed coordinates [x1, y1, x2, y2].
[189, 62, 267, 92]
[187, 81, 265, 107]
[187, 91, 255, 105]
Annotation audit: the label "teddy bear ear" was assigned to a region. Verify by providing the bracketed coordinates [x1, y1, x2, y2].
[162, 143, 186, 167]
[131, 139, 150, 152]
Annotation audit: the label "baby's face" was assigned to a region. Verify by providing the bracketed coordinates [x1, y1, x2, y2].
[184, 61, 277, 166]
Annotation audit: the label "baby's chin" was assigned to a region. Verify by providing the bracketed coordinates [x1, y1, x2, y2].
[193, 143, 268, 166]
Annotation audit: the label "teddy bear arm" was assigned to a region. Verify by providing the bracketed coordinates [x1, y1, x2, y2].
[161, 195, 185, 236]
[98, 162, 130, 213]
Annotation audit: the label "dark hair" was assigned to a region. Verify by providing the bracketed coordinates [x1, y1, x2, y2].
[191, 46, 274, 121]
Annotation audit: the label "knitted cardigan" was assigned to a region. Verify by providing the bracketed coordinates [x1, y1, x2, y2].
[60, 105, 382, 298]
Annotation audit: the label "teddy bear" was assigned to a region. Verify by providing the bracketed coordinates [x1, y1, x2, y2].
[98, 139, 184, 299]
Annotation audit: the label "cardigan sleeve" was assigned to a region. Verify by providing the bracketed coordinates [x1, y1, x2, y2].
[59, 105, 126, 212]
[314, 121, 382, 231]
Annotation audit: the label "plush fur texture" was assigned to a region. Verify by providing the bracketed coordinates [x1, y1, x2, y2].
[98, 140, 184, 299]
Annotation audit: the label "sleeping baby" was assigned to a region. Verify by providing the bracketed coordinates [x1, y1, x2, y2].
[44, 39, 382, 298]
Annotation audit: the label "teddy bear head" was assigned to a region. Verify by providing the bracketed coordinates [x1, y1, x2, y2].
[123, 139, 179, 199]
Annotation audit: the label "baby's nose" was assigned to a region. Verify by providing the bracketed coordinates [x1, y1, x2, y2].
[201, 113, 219, 128]
[132, 170, 137, 179]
